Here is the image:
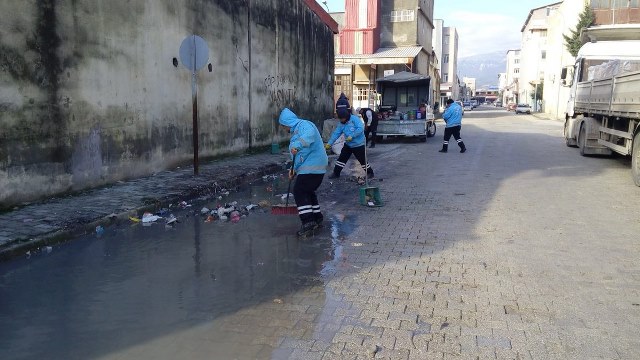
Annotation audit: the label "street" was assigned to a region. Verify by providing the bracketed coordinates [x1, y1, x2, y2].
[2, 107, 639, 359]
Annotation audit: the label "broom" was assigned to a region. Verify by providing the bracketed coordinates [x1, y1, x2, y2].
[271, 156, 298, 215]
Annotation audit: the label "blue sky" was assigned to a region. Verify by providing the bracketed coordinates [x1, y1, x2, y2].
[316, 0, 560, 57]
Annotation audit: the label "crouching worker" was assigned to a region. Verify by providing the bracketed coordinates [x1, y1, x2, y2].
[279, 108, 328, 237]
[325, 108, 374, 179]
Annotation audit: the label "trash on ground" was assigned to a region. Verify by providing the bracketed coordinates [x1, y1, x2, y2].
[205, 215, 216, 223]
[44, 246, 52, 253]
[96, 225, 105, 235]
[219, 215, 228, 221]
[166, 215, 178, 225]
[230, 211, 241, 223]
[201, 207, 210, 214]
[258, 200, 271, 207]
[245, 204, 258, 211]
[142, 212, 162, 223]
[273, 298, 284, 304]
[129, 216, 141, 223]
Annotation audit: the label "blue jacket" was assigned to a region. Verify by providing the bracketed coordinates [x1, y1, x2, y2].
[327, 114, 366, 148]
[278, 108, 328, 174]
[443, 102, 463, 128]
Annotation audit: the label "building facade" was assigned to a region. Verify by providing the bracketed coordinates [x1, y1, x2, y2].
[333, 0, 436, 110]
[504, 49, 521, 105]
[437, 25, 460, 105]
[519, 3, 562, 111]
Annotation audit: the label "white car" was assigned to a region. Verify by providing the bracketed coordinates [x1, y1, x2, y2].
[515, 104, 531, 114]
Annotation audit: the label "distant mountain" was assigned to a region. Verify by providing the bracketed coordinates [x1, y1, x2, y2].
[457, 51, 506, 88]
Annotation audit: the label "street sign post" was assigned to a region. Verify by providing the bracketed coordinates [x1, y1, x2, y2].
[179, 35, 210, 175]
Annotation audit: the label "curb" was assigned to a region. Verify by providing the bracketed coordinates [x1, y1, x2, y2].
[0, 161, 285, 261]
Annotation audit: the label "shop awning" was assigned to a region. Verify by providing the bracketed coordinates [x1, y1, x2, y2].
[335, 46, 423, 65]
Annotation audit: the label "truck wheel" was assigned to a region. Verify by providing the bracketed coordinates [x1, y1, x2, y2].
[578, 124, 588, 156]
[426, 122, 436, 137]
[632, 132, 640, 186]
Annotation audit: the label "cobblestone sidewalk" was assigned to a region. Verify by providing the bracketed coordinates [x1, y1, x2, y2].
[0, 152, 288, 260]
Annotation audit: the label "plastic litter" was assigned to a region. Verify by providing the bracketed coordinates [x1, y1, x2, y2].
[44, 246, 53, 253]
[201, 207, 210, 215]
[142, 212, 162, 223]
[205, 215, 216, 223]
[245, 204, 258, 211]
[96, 225, 105, 235]
[129, 216, 141, 223]
[166, 215, 178, 225]
[219, 215, 228, 221]
[230, 211, 241, 223]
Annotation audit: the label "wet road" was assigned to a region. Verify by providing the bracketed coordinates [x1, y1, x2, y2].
[2, 107, 640, 359]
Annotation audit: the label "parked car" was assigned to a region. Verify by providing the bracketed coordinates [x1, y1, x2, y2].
[462, 102, 472, 111]
[515, 104, 531, 114]
[507, 103, 517, 111]
[495, 101, 503, 107]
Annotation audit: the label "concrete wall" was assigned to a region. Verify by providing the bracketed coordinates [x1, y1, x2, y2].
[0, 0, 335, 207]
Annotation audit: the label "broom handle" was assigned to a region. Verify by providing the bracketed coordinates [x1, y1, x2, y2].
[364, 139, 369, 187]
[285, 156, 295, 207]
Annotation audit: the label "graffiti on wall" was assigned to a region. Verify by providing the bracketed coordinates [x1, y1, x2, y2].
[264, 73, 297, 107]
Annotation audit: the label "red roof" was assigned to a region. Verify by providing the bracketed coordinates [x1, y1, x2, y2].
[303, 0, 339, 34]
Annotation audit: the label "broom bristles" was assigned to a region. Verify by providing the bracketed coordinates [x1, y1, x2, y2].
[271, 204, 298, 215]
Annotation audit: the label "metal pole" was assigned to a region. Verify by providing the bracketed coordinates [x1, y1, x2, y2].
[192, 36, 199, 175]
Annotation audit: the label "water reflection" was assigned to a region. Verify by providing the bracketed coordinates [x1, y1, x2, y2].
[0, 179, 355, 360]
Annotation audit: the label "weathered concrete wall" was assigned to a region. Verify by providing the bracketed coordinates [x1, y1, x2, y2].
[0, 0, 335, 207]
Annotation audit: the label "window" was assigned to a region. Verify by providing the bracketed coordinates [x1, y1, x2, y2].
[514, 68, 520, 74]
[444, 35, 449, 45]
[443, 73, 449, 82]
[540, 30, 547, 38]
[443, 54, 449, 63]
[354, 87, 372, 101]
[591, 0, 610, 9]
[613, 0, 628, 8]
[632, 0, 639, 8]
[514, 59, 520, 64]
[541, 50, 547, 59]
[390, 10, 415, 22]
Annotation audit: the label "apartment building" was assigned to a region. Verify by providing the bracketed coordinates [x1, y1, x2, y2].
[504, 49, 521, 105]
[333, 0, 436, 110]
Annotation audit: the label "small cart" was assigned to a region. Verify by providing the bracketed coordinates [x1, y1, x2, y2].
[375, 72, 436, 142]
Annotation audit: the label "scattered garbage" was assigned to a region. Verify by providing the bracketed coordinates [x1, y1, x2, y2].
[129, 216, 141, 223]
[245, 204, 258, 211]
[25, 251, 31, 259]
[273, 298, 284, 304]
[44, 246, 53, 253]
[230, 211, 241, 223]
[166, 214, 178, 225]
[142, 212, 162, 223]
[201, 207, 210, 215]
[258, 200, 271, 208]
[205, 215, 216, 223]
[96, 225, 105, 236]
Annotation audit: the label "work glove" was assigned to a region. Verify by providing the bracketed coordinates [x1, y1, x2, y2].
[290, 147, 298, 155]
[346, 136, 353, 142]
[324, 143, 331, 150]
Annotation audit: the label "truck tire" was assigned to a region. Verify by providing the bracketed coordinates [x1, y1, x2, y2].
[578, 124, 588, 156]
[426, 122, 437, 137]
[633, 132, 640, 186]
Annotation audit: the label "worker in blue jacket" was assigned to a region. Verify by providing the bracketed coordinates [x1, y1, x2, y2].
[279, 108, 328, 237]
[325, 107, 374, 179]
[439, 98, 467, 153]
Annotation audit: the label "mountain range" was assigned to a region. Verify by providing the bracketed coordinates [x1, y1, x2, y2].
[457, 51, 507, 89]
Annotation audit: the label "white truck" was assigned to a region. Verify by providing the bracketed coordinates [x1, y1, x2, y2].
[562, 25, 640, 186]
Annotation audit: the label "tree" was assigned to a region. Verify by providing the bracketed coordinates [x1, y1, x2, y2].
[563, 4, 595, 57]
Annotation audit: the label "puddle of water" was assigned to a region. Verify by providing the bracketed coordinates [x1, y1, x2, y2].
[0, 177, 357, 360]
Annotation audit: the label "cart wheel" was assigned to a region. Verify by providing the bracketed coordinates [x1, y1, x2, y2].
[427, 122, 436, 137]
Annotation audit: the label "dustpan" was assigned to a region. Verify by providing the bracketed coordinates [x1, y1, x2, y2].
[358, 143, 383, 207]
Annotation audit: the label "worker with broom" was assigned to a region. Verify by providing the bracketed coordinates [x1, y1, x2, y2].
[278, 108, 328, 238]
[325, 95, 374, 179]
